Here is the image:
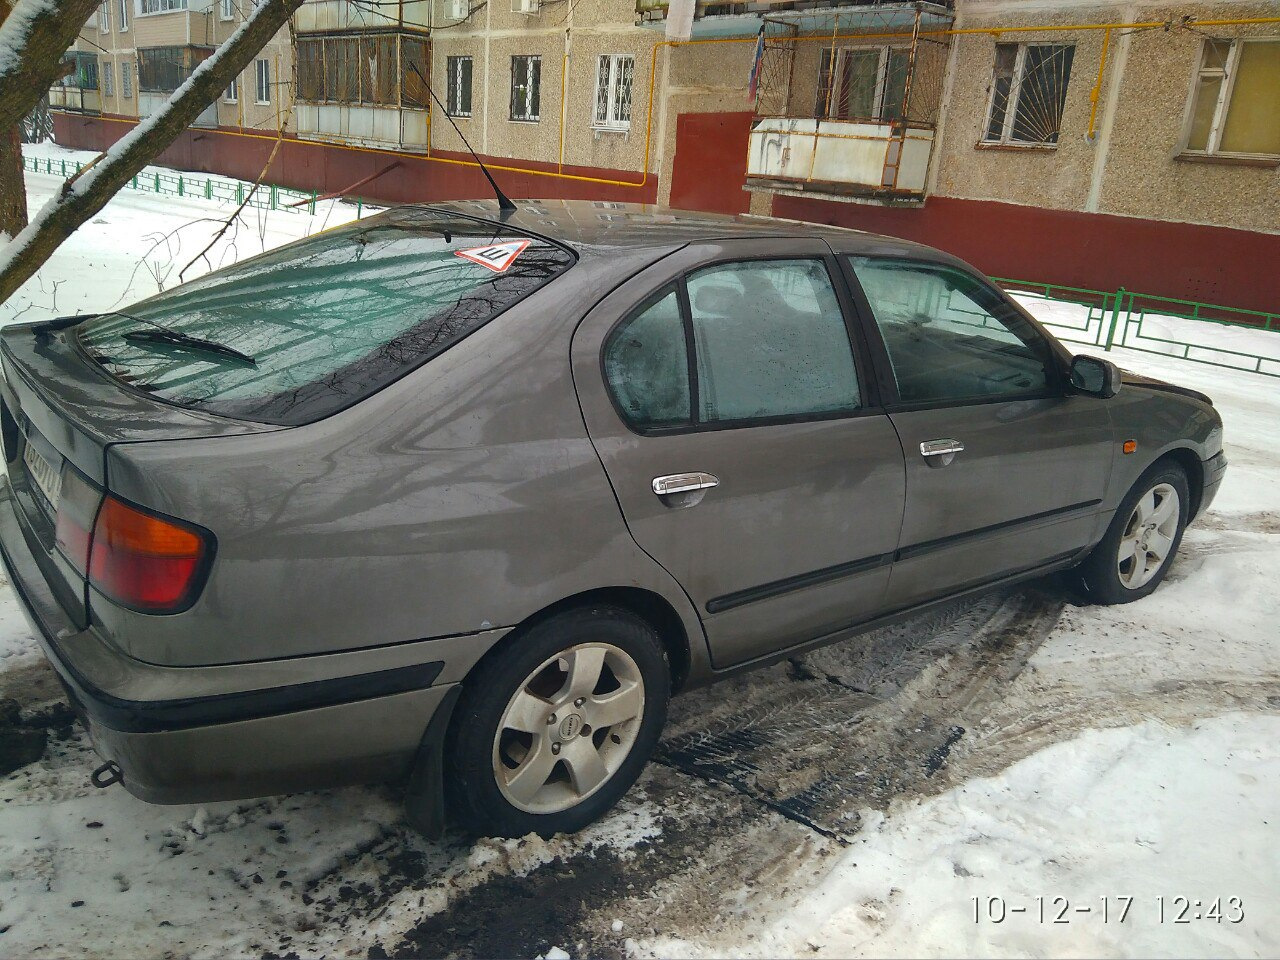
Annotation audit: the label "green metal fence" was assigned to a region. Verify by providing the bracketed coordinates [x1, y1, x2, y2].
[997, 278, 1280, 379]
[22, 154, 338, 216]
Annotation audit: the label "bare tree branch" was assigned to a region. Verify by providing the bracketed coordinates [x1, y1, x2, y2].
[0, 0, 102, 133]
[0, 0, 305, 304]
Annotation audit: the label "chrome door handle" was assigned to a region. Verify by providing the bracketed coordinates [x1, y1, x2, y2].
[652, 472, 719, 496]
[920, 438, 964, 467]
[920, 439, 964, 458]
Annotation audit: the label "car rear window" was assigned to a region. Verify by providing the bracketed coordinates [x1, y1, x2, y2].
[76, 212, 575, 425]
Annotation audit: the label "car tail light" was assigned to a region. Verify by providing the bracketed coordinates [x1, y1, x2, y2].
[55, 466, 213, 614]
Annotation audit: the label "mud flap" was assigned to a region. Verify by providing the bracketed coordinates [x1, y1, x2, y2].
[403, 685, 461, 840]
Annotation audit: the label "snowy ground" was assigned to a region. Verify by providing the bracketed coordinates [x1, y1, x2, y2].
[0, 151, 1276, 959]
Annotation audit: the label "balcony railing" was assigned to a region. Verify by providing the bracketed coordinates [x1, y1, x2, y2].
[746, 117, 934, 201]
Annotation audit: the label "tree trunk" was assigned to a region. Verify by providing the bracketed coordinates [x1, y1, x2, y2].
[0, 0, 305, 304]
[0, 124, 26, 237]
[0, 0, 29, 237]
[0, 0, 103, 134]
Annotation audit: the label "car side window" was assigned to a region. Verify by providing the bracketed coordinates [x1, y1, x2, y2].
[848, 257, 1052, 405]
[603, 288, 692, 430]
[685, 259, 860, 422]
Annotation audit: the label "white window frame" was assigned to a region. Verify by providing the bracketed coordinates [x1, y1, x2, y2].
[101, 60, 115, 96]
[510, 54, 540, 122]
[137, 0, 188, 16]
[447, 55, 472, 117]
[120, 61, 133, 97]
[99, 1, 111, 32]
[1181, 37, 1280, 159]
[224, 75, 238, 102]
[220, 0, 234, 19]
[117, 0, 128, 30]
[255, 58, 270, 104]
[593, 53, 633, 132]
[982, 42, 1074, 146]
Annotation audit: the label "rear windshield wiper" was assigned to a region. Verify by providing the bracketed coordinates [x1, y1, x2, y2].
[122, 328, 257, 367]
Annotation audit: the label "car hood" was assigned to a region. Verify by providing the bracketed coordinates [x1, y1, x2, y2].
[1119, 368, 1213, 407]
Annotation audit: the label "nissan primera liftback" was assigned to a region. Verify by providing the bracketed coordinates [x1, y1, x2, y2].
[0, 202, 1226, 837]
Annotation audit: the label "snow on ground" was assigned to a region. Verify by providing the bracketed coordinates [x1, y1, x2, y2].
[0, 160, 1277, 958]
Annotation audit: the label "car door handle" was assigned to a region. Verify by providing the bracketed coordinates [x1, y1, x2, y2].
[920, 439, 964, 467]
[920, 439, 964, 458]
[652, 472, 720, 496]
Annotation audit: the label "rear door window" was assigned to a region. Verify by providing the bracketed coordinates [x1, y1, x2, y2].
[76, 213, 575, 425]
[601, 257, 861, 431]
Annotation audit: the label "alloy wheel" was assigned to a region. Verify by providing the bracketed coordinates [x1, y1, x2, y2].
[1117, 482, 1180, 590]
[492, 642, 646, 814]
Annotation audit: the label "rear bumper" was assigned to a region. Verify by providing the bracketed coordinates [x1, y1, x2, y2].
[1199, 450, 1227, 517]
[0, 476, 466, 805]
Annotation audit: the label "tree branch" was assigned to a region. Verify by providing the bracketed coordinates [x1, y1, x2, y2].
[0, 0, 103, 133]
[0, 0, 305, 304]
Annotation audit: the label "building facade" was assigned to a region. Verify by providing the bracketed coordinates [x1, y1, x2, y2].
[47, 0, 1280, 309]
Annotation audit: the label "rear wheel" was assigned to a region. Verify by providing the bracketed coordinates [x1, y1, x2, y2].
[1077, 463, 1189, 604]
[445, 606, 669, 837]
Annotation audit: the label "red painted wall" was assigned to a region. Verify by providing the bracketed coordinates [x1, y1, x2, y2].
[669, 111, 754, 215]
[773, 194, 1280, 316]
[51, 113, 659, 206]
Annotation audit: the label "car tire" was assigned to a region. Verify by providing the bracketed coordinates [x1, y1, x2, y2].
[444, 605, 670, 838]
[1076, 461, 1190, 605]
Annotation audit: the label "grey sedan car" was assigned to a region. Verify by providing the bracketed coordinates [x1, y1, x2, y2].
[0, 201, 1225, 837]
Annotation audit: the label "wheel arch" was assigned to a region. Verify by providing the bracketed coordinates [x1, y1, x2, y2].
[465, 587, 694, 694]
[1155, 446, 1205, 520]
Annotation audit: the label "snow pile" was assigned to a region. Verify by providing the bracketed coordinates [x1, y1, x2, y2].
[650, 714, 1278, 959]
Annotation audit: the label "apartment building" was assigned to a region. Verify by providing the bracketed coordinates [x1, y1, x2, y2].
[46, 0, 1280, 308]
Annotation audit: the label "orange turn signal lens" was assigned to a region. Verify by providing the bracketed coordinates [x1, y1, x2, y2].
[1123, 440, 1138, 455]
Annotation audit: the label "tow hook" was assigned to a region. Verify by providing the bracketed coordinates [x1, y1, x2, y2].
[90, 760, 124, 789]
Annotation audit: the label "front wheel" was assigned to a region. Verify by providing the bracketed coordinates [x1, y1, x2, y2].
[1077, 463, 1189, 605]
[445, 606, 670, 838]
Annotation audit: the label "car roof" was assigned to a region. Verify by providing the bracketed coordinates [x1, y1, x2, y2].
[391, 198, 946, 261]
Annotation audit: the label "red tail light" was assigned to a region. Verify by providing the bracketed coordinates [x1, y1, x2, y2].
[55, 467, 213, 614]
[89, 497, 212, 613]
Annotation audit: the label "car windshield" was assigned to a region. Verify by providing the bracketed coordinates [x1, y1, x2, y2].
[76, 212, 575, 425]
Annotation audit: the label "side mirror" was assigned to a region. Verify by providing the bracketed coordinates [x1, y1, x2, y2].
[1069, 355, 1122, 399]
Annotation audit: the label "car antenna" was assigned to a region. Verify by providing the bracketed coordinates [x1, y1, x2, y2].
[408, 62, 516, 215]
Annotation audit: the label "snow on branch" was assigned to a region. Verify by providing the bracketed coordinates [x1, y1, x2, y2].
[0, 0, 306, 304]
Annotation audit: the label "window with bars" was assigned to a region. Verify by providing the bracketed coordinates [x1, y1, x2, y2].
[510, 55, 540, 122]
[101, 61, 114, 96]
[983, 43, 1075, 145]
[1183, 38, 1280, 157]
[295, 34, 428, 107]
[121, 61, 132, 97]
[594, 54, 633, 130]
[815, 46, 910, 122]
[138, 0, 187, 13]
[447, 56, 473, 116]
[138, 46, 211, 92]
[256, 58, 271, 103]
[225, 76, 238, 102]
[117, 0, 128, 30]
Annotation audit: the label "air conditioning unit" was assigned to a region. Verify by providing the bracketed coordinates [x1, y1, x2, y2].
[511, 0, 539, 14]
[437, 0, 469, 22]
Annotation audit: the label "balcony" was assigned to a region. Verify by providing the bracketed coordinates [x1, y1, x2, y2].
[137, 46, 218, 128]
[49, 52, 100, 115]
[746, 118, 934, 202]
[637, 0, 953, 39]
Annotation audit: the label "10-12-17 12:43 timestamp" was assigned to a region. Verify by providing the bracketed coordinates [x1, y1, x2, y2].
[973, 896, 1245, 924]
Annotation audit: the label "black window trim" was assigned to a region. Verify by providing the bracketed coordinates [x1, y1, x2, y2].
[600, 251, 883, 437]
[837, 253, 1071, 413]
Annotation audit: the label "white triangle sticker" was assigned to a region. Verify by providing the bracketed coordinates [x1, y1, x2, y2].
[454, 239, 532, 273]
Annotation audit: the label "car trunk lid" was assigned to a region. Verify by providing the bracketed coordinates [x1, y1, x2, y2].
[0, 321, 281, 628]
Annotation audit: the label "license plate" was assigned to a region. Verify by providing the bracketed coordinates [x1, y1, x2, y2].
[22, 441, 62, 509]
